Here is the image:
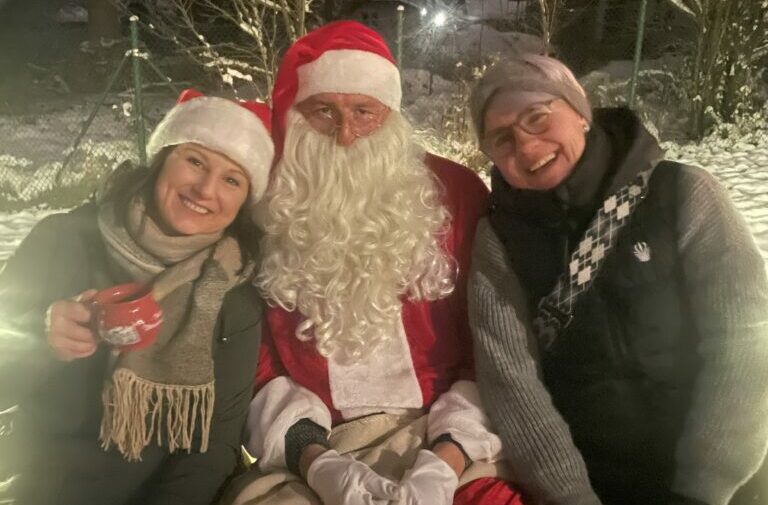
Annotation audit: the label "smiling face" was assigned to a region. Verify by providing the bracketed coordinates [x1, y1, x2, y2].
[295, 93, 391, 147]
[483, 97, 588, 191]
[153, 143, 250, 236]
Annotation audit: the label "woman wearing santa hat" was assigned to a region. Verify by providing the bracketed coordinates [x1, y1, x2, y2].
[0, 89, 274, 505]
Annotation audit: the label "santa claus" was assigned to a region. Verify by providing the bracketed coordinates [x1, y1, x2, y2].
[223, 21, 524, 505]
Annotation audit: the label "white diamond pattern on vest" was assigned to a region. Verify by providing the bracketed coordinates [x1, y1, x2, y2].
[533, 168, 654, 349]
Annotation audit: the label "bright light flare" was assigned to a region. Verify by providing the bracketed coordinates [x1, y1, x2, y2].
[433, 11, 447, 26]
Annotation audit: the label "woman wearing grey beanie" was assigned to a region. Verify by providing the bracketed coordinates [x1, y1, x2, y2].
[468, 53, 768, 505]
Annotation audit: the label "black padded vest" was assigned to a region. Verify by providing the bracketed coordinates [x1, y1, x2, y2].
[495, 162, 701, 503]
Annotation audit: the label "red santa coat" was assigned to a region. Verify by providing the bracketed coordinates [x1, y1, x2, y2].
[243, 153, 523, 504]
[254, 153, 489, 424]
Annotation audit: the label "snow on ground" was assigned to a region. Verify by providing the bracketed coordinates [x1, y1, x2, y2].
[0, 207, 65, 262]
[0, 94, 172, 206]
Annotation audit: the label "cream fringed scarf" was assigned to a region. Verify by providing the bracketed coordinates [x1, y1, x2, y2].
[96, 196, 252, 461]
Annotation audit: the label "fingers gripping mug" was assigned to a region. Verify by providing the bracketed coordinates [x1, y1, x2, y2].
[91, 282, 164, 351]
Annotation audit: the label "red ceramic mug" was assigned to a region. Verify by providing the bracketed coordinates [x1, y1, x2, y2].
[91, 282, 164, 351]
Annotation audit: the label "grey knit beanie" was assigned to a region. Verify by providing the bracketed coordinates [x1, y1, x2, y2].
[470, 53, 592, 139]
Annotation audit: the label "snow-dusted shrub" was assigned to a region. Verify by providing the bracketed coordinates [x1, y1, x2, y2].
[665, 0, 767, 138]
[663, 103, 768, 163]
[580, 66, 690, 141]
[417, 128, 489, 177]
[405, 64, 491, 177]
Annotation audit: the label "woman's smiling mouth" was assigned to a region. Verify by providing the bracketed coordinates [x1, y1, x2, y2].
[528, 152, 557, 173]
[180, 195, 211, 215]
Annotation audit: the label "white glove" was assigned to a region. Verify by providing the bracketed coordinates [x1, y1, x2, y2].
[396, 449, 459, 505]
[307, 449, 402, 505]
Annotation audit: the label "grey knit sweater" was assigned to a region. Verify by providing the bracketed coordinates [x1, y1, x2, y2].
[469, 164, 768, 505]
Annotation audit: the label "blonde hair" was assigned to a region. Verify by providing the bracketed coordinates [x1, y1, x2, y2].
[256, 110, 455, 361]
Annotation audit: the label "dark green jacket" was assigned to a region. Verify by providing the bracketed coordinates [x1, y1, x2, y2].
[0, 204, 263, 505]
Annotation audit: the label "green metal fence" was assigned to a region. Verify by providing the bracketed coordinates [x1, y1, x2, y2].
[0, 18, 185, 212]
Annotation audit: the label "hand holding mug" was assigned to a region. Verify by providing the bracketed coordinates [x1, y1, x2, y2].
[46, 283, 163, 360]
[90, 282, 163, 351]
[46, 288, 99, 361]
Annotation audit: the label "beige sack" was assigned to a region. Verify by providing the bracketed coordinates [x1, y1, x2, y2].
[219, 412, 510, 505]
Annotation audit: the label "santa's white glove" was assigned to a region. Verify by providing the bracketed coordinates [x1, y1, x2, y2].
[396, 449, 459, 505]
[306, 449, 402, 505]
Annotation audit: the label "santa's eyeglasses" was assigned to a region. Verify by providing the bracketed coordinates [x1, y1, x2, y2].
[296, 101, 389, 138]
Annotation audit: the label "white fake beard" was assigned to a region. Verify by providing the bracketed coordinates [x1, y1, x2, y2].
[256, 109, 455, 361]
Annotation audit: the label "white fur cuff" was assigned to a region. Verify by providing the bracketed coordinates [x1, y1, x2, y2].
[244, 376, 332, 471]
[427, 380, 503, 463]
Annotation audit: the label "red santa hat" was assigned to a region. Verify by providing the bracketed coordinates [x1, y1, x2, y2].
[147, 89, 274, 201]
[271, 21, 401, 158]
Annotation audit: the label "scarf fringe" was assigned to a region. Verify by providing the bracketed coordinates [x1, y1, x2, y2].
[100, 368, 214, 462]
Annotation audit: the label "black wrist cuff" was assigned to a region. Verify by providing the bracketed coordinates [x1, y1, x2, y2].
[285, 418, 330, 476]
[430, 433, 472, 470]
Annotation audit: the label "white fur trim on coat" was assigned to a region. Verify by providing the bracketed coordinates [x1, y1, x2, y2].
[328, 307, 423, 420]
[427, 380, 504, 463]
[244, 376, 332, 471]
[146, 96, 274, 202]
[295, 49, 402, 110]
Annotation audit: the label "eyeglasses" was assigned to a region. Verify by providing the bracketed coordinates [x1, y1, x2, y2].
[480, 99, 556, 161]
[296, 102, 389, 138]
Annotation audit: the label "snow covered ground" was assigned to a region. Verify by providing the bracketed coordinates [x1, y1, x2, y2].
[0, 99, 156, 207]
[0, 207, 64, 262]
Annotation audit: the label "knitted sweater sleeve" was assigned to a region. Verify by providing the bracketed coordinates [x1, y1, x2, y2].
[469, 218, 602, 505]
[671, 165, 768, 505]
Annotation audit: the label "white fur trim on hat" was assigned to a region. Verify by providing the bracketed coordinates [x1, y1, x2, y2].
[295, 49, 401, 110]
[146, 96, 274, 201]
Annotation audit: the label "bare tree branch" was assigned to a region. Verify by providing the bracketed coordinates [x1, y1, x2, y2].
[118, 0, 313, 99]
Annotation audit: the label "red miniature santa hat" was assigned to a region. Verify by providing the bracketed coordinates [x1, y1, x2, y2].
[271, 21, 401, 157]
[147, 89, 274, 201]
